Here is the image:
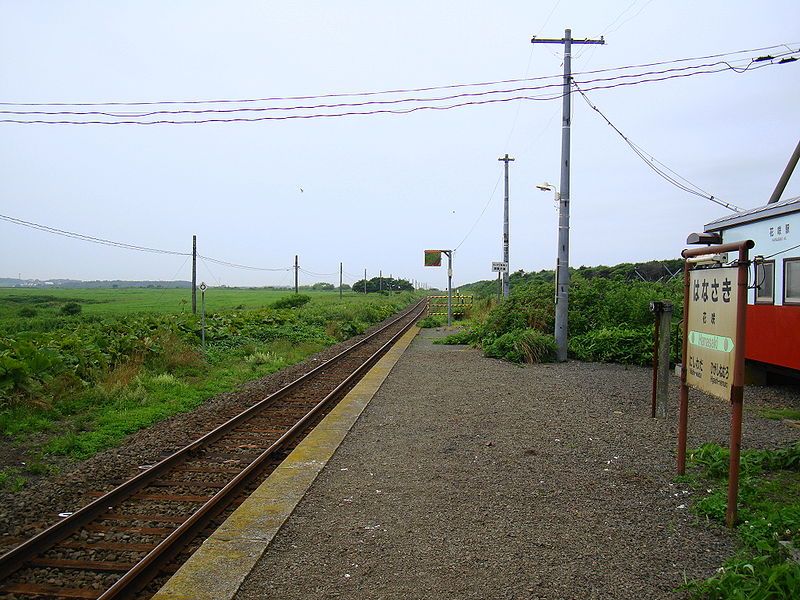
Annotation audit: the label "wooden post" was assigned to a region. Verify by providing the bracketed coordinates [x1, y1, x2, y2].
[191, 235, 197, 314]
[656, 302, 672, 418]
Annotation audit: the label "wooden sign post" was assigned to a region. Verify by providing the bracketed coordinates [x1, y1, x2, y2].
[677, 240, 753, 527]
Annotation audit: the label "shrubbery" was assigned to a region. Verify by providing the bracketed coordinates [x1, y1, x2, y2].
[436, 268, 681, 366]
[483, 329, 557, 363]
[60, 301, 82, 315]
[418, 315, 446, 328]
[271, 294, 311, 309]
[568, 327, 653, 366]
[0, 295, 412, 406]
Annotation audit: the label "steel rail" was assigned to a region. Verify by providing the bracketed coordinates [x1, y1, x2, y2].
[0, 298, 425, 591]
[100, 298, 425, 599]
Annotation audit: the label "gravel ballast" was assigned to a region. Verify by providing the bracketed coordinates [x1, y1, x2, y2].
[233, 328, 800, 600]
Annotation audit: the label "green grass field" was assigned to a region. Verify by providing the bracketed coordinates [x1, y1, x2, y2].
[0, 287, 418, 485]
[0, 287, 372, 319]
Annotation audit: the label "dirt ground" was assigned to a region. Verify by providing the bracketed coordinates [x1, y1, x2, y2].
[233, 328, 799, 600]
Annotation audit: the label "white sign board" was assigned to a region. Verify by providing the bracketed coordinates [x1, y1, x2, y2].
[492, 262, 508, 273]
[686, 266, 738, 401]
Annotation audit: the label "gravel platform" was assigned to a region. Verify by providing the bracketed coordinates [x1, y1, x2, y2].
[233, 328, 800, 600]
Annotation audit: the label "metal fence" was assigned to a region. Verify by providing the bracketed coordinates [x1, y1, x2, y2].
[428, 294, 473, 316]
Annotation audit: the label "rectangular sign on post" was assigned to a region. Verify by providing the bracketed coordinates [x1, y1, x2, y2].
[491, 261, 508, 272]
[686, 266, 739, 401]
[424, 250, 442, 267]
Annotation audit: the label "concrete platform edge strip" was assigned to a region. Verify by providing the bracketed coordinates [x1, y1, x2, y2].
[151, 325, 421, 600]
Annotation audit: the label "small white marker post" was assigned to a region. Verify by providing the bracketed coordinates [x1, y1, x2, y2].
[199, 281, 208, 349]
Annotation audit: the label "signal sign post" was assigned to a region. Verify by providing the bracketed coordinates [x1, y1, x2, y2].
[424, 249, 453, 325]
[492, 262, 508, 301]
[678, 240, 753, 527]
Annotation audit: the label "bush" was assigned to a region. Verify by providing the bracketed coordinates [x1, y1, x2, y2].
[569, 326, 652, 366]
[418, 315, 446, 328]
[18, 307, 37, 318]
[433, 329, 478, 345]
[483, 329, 557, 364]
[271, 294, 311, 309]
[60, 302, 82, 315]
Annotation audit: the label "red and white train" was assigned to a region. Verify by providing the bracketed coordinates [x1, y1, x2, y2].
[701, 195, 800, 376]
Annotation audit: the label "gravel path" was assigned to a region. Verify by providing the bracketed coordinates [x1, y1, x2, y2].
[234, 328, 800, 600]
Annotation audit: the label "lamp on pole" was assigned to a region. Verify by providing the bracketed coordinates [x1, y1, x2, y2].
[537, 182, 569, 361]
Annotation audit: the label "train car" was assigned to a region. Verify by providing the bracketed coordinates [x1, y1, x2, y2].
[702, 195, 800, 377]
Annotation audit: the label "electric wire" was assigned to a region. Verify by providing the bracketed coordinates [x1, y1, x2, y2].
[453, 173, 503, 252]
[0, 43, 794, 121]
[1, 55, 785, 119]
[0, 212, 294, 272]
[298, 267, 339, 277]
[3, 43, 792, 108]
[603, 0, 655, 36]
[764, 242, 800, 260]
[4, 53, 794, 126]
[573, 84, 746, 212]
[197, 254, 291, 271]
[0, 213, 191, 255]
[198, 255, 222, 287]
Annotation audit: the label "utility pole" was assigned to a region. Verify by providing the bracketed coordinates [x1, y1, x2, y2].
[294, 255, 299, 294]
[364, 268, 367, 294]
[768, 139, 800, 204]
[444, 250, 453, 326]
[191, 235, 197, 314]
[498, 154, 514, 298]
[532, 28, 605, 361]
[339, 262, 343, 300]
[379, 270, 383, 292]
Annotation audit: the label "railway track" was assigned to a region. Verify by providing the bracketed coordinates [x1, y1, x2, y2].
[0, 298, 426, 600]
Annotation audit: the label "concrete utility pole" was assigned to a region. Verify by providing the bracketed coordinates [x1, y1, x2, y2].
[379, 270, 383, 292]
[364, 268, 367, 294]
[498, 154, 514, 298]
[294, 255, 299, 294]
[444, 250, 453, 326]
[768, 139, 800, 204]
[339, 262, 343, 300]
[191, 235, 197, 314]
[532, 29, 605, 361]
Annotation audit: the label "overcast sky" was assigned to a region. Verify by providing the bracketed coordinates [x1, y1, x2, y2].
[1, 1, 798, 289]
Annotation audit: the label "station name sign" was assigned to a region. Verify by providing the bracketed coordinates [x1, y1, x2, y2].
[491, 261, 508, 273]
[686, 266, 738, 401]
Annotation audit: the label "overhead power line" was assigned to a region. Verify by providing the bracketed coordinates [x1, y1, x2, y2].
[0, 213, 190, 255]
[1, 43, 793, 108]
[0, 59, 763, 118]
[0, 212, 292, 271]
[198, 255, 291, 272]
[1, 49, 796, 125]
[573, 84, 744, 212]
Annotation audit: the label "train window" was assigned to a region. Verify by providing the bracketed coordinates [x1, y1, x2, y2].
[785, 258, 800, 305]
[755, 260, 774, 304]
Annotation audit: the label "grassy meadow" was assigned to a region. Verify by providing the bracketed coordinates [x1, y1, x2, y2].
[0, 286, 418, 488]
[0, 287, 374, 319]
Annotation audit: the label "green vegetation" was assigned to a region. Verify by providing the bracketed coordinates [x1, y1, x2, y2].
[438, 263, 681, 365]
[0, 287, 382, 318]
[0, 287, 417, 485]
[418, 315, 447, 328]
[759, 407, 800, 422]
[682, 443, 800, 599]
[351, 276, 413, 294]
[482, 329, 557, 364]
